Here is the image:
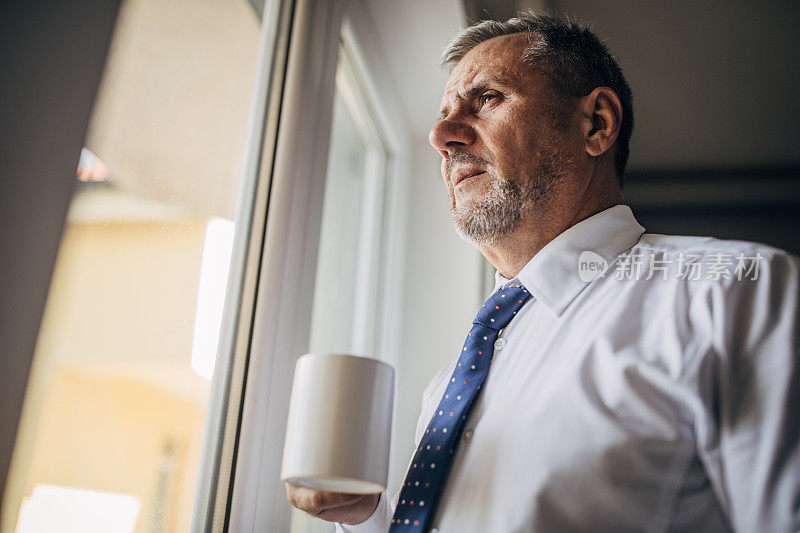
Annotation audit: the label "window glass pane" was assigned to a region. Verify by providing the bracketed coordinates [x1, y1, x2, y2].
[291, 45, 389, 533]
[308, 89, 368, 355]
[6, 0, 262, 531]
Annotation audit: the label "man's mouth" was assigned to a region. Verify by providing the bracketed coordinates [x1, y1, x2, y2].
[453, 170, 487, 187]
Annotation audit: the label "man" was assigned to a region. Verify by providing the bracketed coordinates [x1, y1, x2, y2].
[287, 12, 799, 532]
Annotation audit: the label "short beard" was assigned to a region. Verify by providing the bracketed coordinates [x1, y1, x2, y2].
[449, 139, 571, 247]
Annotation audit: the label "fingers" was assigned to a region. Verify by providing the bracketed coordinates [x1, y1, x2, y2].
[285, 484, 382, 525]
[285, 482, 363, 513]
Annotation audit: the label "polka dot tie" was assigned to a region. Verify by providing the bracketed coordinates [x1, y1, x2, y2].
[389, 285, 531, 531]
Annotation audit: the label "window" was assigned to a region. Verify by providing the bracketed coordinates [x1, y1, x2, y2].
[308, 44, 389, 358]
[291, 42, 390, 533]
[4, 0, 264, 531]
[4, 1, 406, 531]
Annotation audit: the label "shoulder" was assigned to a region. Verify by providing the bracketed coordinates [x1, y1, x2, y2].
[638, 234, 798, 360]
[597, 233, 798, 366]
[620, 232, 798, 287]
[635, 232, 791, 261]
[624, 232, 799, 307]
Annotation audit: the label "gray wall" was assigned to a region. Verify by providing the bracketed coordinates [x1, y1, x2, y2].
[462, 0, 800, 254]
[549, 0, 800, 255]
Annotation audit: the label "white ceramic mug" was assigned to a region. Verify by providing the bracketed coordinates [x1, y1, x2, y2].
[281, 353, 395, 494]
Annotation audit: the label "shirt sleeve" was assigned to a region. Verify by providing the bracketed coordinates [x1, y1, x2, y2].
[687, 250, 800, 532]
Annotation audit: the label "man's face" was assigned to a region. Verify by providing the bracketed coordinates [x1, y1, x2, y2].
[429, 34, 574, 245]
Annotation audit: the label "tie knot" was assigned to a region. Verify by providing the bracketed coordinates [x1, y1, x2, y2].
[474, 285, 531, 330]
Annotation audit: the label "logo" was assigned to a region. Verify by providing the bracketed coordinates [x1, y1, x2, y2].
[578, 251, 608, 282]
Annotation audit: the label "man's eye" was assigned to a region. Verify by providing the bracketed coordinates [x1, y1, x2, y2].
[479, 93, 498, 106]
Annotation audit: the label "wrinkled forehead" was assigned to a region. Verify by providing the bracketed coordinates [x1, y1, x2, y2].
[442, 33, 538, 99]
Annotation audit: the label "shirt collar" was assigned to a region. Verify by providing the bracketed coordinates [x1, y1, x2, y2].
[492, 204, 646, 316]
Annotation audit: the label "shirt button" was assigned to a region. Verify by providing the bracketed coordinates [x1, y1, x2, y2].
[494, 338, 506, 351]
[463, 428, 474, 441]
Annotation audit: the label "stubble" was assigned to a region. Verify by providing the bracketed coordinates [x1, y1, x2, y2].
[448, 130, 572, 247]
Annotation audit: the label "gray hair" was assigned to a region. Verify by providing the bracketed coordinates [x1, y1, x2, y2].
[442, 12, 634, 185]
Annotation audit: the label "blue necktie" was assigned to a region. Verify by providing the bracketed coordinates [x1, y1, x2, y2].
[389, 285, 531, 531]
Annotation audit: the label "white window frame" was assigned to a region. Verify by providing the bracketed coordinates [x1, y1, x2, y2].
[340, 3, 411, 378]
[334, 42, 390, 357]
[189, 0, 296, 529]
[204, 0, 412, 530]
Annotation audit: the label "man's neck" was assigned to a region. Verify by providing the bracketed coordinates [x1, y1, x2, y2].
[480, 198, 622, 279]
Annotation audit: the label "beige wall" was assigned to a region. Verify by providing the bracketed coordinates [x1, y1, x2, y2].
[22, 368, 207, 533]
[39, 217, 208, 392]
[6, 209, 214, 533]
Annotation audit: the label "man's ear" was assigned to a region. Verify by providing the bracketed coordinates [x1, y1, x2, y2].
[578, 87, 622, 158]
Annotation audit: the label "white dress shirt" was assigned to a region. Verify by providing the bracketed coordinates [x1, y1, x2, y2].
[337, 205, 799, 532]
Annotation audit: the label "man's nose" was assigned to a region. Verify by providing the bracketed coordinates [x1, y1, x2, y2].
[428, 118, 476, 157]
